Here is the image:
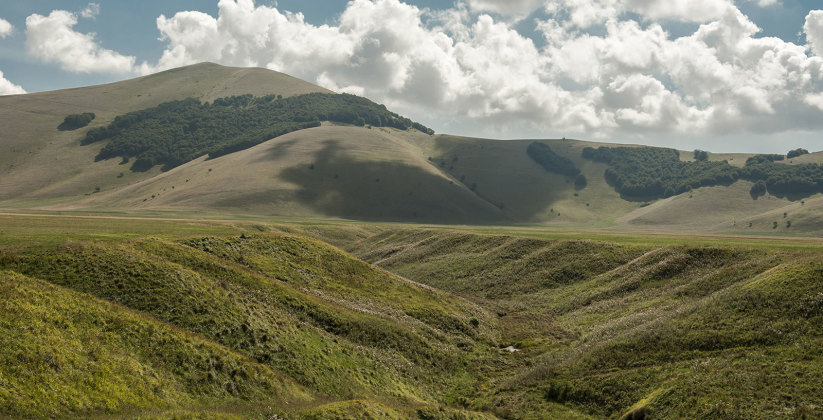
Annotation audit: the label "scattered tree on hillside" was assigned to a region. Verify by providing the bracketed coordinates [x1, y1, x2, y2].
[745, 154, 784, 165]
[750, 180, 767, 199]
[58, 112, 95, 131]
[694, 149, 709, 161]
[787, 148, 809, 159]
[574, 174, 587, 190]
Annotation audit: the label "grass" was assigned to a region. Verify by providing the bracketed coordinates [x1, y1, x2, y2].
[2, 213, 823, 418]
[0, 271, 307, 419]
[0, 215, 505, 418]
[341, 227, 823, 419]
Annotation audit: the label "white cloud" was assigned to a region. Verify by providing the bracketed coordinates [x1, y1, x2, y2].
[805, 10, 823, 57]
[624, 0, 734, 22]
[544, 0, 734, 29]
[466, 0, 543, 18]
[81, 3, 101, 20]
[25, 10, 138, 74]
[16, 0, 823, 147]
[144, 0, 823, 141]
[0, 18, 12, 38]
[753, 0, 780, 7]
[0, 70, 25, 95]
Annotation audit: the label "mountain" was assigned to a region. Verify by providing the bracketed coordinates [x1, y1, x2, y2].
[1, 62, 822, 234]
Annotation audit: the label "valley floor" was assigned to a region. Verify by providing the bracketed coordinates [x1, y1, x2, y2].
[0, 212, 822, 419]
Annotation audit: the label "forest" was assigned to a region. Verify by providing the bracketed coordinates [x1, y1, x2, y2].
[582, 146, 823, 199]
[81, 93, 434, 171]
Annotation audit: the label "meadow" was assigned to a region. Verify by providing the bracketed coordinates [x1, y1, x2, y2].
[1, 212, 822, 419]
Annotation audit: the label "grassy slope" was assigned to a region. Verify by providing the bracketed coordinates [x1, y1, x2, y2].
[3, 214, 823, 418]
[0, 62, 329, 203]
[342, 227, 823, 419]
[51, 125, 504, 223]
[428, 137, 823, 233]
[0, 270, 308, 419]
[1, 60, 820, 232]
[430, 137, 641, 225]
[0, 221, 500, 418]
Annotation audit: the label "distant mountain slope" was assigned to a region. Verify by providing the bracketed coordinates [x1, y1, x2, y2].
[1, 62, 821, 233]
[54, 125, 505, 223]
[0, 63, 329, 202]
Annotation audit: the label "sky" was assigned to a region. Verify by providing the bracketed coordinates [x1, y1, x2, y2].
[1, 1, 823, 153]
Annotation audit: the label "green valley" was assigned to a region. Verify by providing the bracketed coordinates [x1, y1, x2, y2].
[0, 214, 822, 418]
[1, 62, 822, 419]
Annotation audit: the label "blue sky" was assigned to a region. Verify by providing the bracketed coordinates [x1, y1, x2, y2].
[1, 0, 823, 152]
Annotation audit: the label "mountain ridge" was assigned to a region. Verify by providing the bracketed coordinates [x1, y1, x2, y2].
[1, 62, 822, 234]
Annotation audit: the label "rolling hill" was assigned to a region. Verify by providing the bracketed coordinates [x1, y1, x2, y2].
[1, 62, 822, 234]
[2, 215, 823, 418]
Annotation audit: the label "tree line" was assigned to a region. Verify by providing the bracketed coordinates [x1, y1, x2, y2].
[582, 146, 822, 199]
[80, 93, 434, 171]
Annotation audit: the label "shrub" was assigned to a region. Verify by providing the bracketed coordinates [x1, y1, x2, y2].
[787, 148, 809, 159]
[575, 174, 588, 189]
[58, 112, 95, 131]
[694, 149, 709, 161]
[750, 180, 767, 199]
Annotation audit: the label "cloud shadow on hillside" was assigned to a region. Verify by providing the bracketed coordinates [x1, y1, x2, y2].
[225, 140, 506, 223]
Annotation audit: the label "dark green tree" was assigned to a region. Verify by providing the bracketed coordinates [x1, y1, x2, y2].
[787, 148, 809, 159]
[58, 112, 95, 131]
[750, 180, 767, 199]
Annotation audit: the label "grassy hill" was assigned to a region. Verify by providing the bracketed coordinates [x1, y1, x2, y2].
[338, 227, 823, 419]
[1, 62, 822, 234]
[0, 63, 329, 204]
[0, 218, 500, 418]
[2, 214, 823, 418]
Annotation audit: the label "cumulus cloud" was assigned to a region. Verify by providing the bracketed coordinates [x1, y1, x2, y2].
[0, 18, 12, 38]
[544, 0, 735, 28]
[148, 0, 823, 141]
[81, 3, 101, 20]
[25, 9, 139, 74]
[805, 10, 823, 57]
[0, 70, 26, 95]
[19, 0, 823, 145]
[754, 0, 779, 6]
[466, 0, 543, 18]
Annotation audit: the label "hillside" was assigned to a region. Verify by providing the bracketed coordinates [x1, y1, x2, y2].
[0, 221, 499, 418]
[0, 62, 822, 234]
[0, 63, 330, 203]
[2, 215, 823, 418]
[339, 227, 823, 419]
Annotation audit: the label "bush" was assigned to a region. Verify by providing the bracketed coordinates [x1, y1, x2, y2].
[58, 112, 95, 131]
[750, 180, 767, 199]
[574, 174, 588, 189]
[746, 154, 784, 166]
[787, 148, 809, 159]
[694, 149, 709, 161]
